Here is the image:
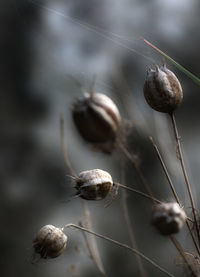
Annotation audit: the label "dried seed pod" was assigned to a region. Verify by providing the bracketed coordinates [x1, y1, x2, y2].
[75, 169, 113, 200]
[144, 65, 183, 113]
[152, 202, 186, 235]
[33, 225, 67, 259]
[72, 92, 121, 151]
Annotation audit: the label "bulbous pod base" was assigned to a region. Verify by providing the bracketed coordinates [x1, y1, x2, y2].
[144, 65, 183, 113]
[152, 203, 186, 236]
[75, 169, 113, 200]
[77, 182, 112, 200]
[72, 93, 121, 150]
[33, 225, 67, 259]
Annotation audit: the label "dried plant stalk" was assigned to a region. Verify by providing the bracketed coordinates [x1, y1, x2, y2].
[150, 136, 200, 255]
[170, 113, 200, 244]
[120, 162, 148, 277]
[81, 200, 105, 275]
[63, 224, 175, 277]
[60, 115, 105, 276]
[170, 235, 198, 277]
[116, 183, 161, 204]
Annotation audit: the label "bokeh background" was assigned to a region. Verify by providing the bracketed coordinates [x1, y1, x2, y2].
[1, 0, 200, 276]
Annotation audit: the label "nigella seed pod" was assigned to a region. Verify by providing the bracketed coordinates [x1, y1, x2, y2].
[72, 92, 121, 151]
[75, 169, 113, 200]
[33, 225, 67, 259]
[144, 65, 183, 113]
[152, 202, 186, 236]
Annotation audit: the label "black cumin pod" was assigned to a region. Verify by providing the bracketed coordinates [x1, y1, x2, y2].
[75, 169, 113, 200]
[72, 92, 121, 145]
[33, 225, 67, 259]
[144, 65, 183, 113]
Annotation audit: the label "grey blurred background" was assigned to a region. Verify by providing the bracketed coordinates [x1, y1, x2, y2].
[1, 0, 200, 276]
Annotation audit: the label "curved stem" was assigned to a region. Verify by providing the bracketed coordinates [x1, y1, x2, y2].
[115, 183, 161, 204]
[170, 113, 200, 245]
[81, 200, 105, 275]
[120, 163, 148, 277]
[63, 224, 175, 277]
[60, 115, 76, 176]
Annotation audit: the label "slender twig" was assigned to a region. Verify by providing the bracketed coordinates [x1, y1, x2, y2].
[81, 200, 105, 275]
[187, 217, 194, 223]
[62, 224, 175, 277]
[79, 221, 93, 260]
[170, 235, 197, 277]
[118, 137, 197, 275]
[149, 136, 180, 204]
[120, 162, 148, 277]
[118, 142, 155, 205]
[116, 182, 193, 223]
[60, 115, 105, 276]
[170, 113, 200, 245]
[115, 183, 161, 204]
[150, 136, 200, 255]
[60, 114, 76, 176]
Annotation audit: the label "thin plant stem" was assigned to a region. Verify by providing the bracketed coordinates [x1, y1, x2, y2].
[118, 142, 155, 205]
[118, 138, 196, 275]
[150, 136, 200, 255]
[120, 162, 148, 277]
[63, 224, 175, 277]
[170, 235, 197, 277]
[170, 113, 200, 245]
[115, 183, 161, 204]
[81, 200, 105, 275]
[60, 115, 76, 176]
[142, 38, 200, 86]
[60, 115, 105, 276]
[149, 136, 180, 204]
[79, 221, 94, 260]
[116, 183, 193, 223]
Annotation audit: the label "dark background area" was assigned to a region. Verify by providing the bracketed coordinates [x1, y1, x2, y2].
[1, 0, 200, 276]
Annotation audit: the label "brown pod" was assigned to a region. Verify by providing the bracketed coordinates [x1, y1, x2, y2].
[75, 169, 113, 200]
[152, 202, 186, 236]
[72, 92, 121, 148]
[144, 65, 183, 113]
[33, 225, 67, 259]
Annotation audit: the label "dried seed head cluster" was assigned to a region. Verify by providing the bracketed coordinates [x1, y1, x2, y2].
[33, 225, 67, 259]
[144, 65, 183, 113]
[72, 92, 121, 152]
[75, 169, 113, 200]
[152, 202, 186, 236]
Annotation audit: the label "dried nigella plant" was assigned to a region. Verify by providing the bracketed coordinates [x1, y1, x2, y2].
[33, 225, 67, 259]
[152, 202, 186, 236]
[72, 89, 121, 153]
[74, 169, 114, 200]
[144, 64, 183, 114]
